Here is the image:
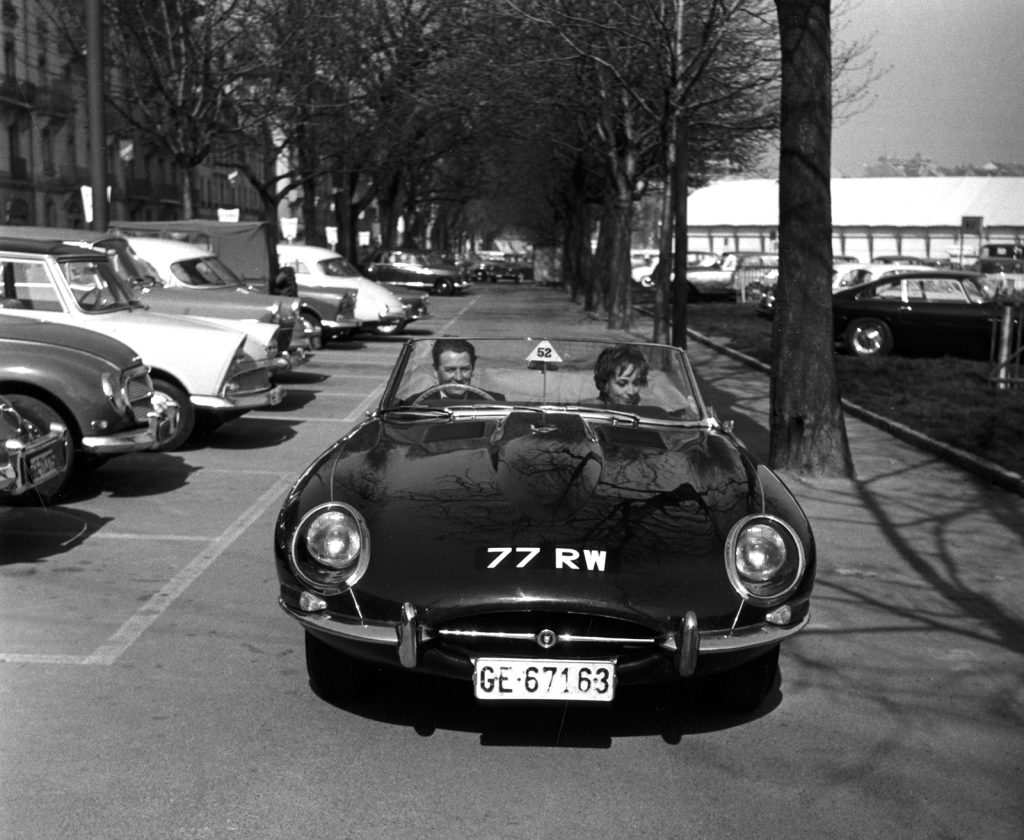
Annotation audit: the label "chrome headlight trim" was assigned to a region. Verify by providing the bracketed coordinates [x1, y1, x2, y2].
[724, 514, 806, 607]
[289, 502, 371, 593]
[100, 371, 131, 414]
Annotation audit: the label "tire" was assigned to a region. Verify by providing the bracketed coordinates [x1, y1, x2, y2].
[374, 320, 406, 336]
[435, 278, 455, 296]
[151, 377, 194, 452]
[845, 317, 893, 357]
[708, 645, 780, 714]
[305, 631, 373, 703]
[4, 393, 75, 503]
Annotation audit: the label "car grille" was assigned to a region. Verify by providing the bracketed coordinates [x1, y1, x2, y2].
[434, 611, 661, 658]
[227, 365, 272, 396]
[125, 366, 154, 423]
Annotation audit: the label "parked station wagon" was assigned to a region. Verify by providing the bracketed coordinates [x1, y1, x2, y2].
[0, 238, 282, 450]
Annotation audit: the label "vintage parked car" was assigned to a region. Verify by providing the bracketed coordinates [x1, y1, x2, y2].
[0, 315, 178, 501]
[832, 269, 1009, 358]
[0, 238, 282, 450]
[0, 226, 316, 368]
[363, 249, 472, 296]
[469, 253, 534, 284]
[686, 251, 779, 301]
[274, 337, 815, 714]
[0, 393, 69, 503]
[277, 243, 427, 337]
[631, 250, 719, 288]
[124, 236, 331, 357]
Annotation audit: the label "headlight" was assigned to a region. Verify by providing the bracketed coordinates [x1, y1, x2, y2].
[289, 502, 371, 592]
[101, 372, 131, 414]
[725, 515, 805, 606]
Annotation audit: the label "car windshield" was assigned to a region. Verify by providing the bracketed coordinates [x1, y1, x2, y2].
[59, 258, 137, 311]
[318, 255, 361, 278]
[170, 256, 245, 288]
[381, 337, 706, 423]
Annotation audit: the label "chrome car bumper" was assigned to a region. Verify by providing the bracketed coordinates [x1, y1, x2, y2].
[193, 385, 284, 412]
[280, 597, 809, 675]
[82, 402, 181, 454]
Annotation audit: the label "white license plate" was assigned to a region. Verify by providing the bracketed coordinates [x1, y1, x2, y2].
[29, 449, 60, 483]
[473, 658, 615, 702]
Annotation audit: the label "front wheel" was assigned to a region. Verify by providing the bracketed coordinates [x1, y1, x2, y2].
[845, 317, 893, 357]
[151, 377, 194, 451]
[4, 393, 75, 503]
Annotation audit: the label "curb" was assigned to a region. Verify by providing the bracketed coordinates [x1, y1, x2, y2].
[685, 328, 1024, 498]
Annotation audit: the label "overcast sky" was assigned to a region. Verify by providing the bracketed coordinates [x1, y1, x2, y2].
[830, 0, 1024, 176]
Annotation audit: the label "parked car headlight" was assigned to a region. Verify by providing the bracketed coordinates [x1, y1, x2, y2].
[290, 502, 371, 592]
[725, 515, 805, 606]
[100, 371, 131, 414]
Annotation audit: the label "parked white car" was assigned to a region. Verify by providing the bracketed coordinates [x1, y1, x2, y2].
[277, 243, 422, 335]
[126, 236, 319, 363]
[0, 238, 282, 450]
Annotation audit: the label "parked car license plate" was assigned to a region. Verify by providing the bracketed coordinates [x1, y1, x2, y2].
[473, 658, 615, 702]
[29, 449, 61, 483]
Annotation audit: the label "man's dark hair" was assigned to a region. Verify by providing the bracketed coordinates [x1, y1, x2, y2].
[432, 338, 477, 368]
[593, 344, 649, 393]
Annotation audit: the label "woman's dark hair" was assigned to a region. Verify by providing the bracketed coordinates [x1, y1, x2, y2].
[593, 344, 649, 394]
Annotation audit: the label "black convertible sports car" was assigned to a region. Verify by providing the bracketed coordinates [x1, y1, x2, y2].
[274, 337, 815, 714]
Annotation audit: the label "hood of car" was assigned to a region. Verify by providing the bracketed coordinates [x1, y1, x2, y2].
[0, 316, 142, 368]
[287, 412, 764, 622]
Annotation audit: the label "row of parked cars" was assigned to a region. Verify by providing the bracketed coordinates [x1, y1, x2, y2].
[0, 225, 453, 506]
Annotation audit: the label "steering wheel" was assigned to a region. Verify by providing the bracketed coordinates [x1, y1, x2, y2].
[411, 383, 497, 404]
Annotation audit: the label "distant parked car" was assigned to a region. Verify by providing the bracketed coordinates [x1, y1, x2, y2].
[832, 270, 1008, 358]
[364, 249, 472, 296]
[631, 250, 720, 288]
[469, 253, 534, 284]
[0, 316, 178, 501]
[0, 238, 282, 450]
[126, 236, 332, 357]
[277, 243, 426, 337]
[0, 393, 69, 504]
[686, 252, 778, 301]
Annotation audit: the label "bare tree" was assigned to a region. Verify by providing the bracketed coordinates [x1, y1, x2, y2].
[770, 0, 853, 475]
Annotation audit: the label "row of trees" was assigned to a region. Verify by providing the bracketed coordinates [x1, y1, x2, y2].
[46, 0, 863, 475]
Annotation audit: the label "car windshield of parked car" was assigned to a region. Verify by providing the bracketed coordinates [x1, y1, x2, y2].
[318, 255, 361, 278]
[170, 256, 245, 288]
[59, 258, 136, 311]
[382, 338, 704, 422]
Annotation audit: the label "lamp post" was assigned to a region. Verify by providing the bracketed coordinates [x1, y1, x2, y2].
[86, 0, 107, 230]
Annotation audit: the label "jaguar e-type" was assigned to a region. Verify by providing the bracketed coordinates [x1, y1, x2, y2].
[273, 337, 815, 714]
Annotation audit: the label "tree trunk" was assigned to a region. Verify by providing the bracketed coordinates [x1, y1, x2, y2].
[771, 0, 853, 476]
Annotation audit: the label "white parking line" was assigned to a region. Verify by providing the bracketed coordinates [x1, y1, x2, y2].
[0, 474, 294, 667]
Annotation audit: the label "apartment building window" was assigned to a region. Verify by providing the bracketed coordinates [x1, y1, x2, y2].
[41, 126, 53, 175]
[4, 39, 15, 77]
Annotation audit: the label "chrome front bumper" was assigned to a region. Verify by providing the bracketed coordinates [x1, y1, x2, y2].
[82, 403, 181, 454]
[280, 597, 809, 676]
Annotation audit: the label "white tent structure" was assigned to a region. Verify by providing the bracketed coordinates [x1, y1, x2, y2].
[686, 177, 1024, 264]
